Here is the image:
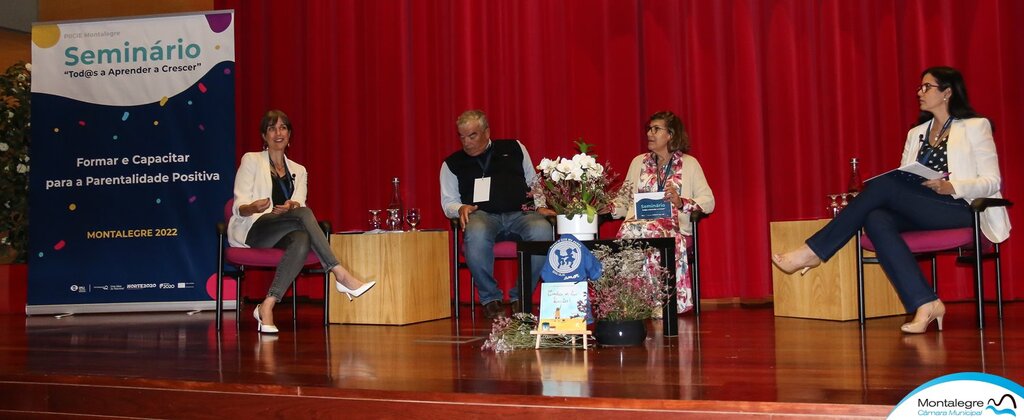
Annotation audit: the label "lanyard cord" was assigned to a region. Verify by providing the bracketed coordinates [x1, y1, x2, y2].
[269, 154, 294, 199]
[654, 153, 674, 191]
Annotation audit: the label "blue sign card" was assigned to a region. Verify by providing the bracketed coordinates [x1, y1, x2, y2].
[635, 192, 672, 219]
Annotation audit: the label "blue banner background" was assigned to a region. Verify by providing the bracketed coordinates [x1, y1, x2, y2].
[28, 13, 235, 309]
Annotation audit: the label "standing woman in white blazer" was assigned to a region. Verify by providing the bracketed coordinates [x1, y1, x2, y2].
[228, 110, 375, 333]
[772, 67, 1010, 334]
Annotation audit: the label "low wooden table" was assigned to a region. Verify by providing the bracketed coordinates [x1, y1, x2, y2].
[770, 219, 905, 321]
[328, 230, 451, 325]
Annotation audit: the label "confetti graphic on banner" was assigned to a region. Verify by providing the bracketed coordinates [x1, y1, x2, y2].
[53, 240, 65, 251]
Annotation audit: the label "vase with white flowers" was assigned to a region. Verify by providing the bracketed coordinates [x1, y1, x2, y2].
[529, 139, 625, 240]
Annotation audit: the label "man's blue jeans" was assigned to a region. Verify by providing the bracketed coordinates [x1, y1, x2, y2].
[464, 210, 553, 305]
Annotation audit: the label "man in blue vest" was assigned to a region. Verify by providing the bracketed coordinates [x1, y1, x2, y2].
[440, 110, 554, 319]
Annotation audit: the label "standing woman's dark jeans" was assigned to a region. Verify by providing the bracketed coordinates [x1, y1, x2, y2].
[244, 207, 340, 301]
[805, 173, 972, 312]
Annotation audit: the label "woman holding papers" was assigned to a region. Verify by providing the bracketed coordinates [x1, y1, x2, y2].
[613, 111, 716, 314]
[772, 67, 1010, 333]
[228, 110, 375, 333]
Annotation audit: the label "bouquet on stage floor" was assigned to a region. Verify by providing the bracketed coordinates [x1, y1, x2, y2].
[482, 313, 580, 352]
[528, 139, 627, 223]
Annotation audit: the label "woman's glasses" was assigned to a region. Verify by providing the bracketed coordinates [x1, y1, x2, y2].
[646, 125, 667, 134]
[917, 83, 940, 94]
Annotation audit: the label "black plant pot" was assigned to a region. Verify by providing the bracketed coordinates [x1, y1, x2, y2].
[593, 319, 647, 346]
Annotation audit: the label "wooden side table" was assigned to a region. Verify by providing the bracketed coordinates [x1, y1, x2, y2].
[770, 219, 905, 321]
[328, 230, 451, 325]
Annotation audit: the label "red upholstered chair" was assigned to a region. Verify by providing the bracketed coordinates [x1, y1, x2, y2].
[856, 198, 1012, 329]
[215, 198, 331, 331]
[449, 218, 520, 319]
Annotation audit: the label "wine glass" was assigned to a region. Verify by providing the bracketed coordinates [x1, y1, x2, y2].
[368, 209, 382, 231]
[386, 208, 402, 231]
[405, 208, 421, 231]
[828, 194, 840, 218]
[840, 193, 850, 208]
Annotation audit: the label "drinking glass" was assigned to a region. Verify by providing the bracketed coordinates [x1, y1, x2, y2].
[405, 208, 421, 231]
[386, 208, 402, 231]
[840, 193, 850, 208]
[368, 209, 382, 230]
[828, 194, 840, 217]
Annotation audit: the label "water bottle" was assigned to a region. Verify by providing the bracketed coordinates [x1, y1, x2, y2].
[847, 158, 863, 193]
[387, 177, 403, 229]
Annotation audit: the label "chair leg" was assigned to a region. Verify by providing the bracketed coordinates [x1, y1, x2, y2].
[452, 234, 461, 321]
[323, 270, 330, 326]
[995, 243, 1003, 320]
[236, 269, 244, 330]
[470, 275, 476, 319]
[691, 219, 701, 317]
[973, 212, 985, 330]
[216, 235, 225, 331]
[856, 234, 866, 325]
[216, 267, 223, 331]
[930, 255, 938, 293]
[292, 280, 298, 327]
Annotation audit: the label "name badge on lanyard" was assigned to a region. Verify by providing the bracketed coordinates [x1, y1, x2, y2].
[473, 148, 494, 203]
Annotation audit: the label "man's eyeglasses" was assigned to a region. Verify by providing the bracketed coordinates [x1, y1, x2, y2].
[917, 83, 941, 94]
[646, 125, 667, 134]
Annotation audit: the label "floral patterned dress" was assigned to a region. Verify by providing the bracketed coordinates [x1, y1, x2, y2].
[616, 151, 692, 314]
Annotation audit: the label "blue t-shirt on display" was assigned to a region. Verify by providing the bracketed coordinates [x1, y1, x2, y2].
[540, 234, 602, 283]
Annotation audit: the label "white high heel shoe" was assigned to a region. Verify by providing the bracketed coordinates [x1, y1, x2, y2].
[253, 304, 279, 334]
[336, 280, 376, 301]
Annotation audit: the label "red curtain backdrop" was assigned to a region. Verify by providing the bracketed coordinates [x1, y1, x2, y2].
[216, 0, 1022, 302]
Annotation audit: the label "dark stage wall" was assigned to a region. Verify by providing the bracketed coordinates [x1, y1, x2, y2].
[215, 0, 1023, 302]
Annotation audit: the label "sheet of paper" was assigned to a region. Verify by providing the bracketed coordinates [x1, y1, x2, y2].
[865, 162, 944, 183]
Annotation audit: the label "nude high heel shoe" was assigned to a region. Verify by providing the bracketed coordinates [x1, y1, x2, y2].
[253, 304, 279, 334]
[336, 280, 376, 301]
[901, 300, 945, 334]
[771, 245, 822, 276]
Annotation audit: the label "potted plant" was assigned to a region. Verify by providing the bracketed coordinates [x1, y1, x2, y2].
[586, 240, 670, 346]
[0, 62, 31, 264]
[529, 139, 626, 240]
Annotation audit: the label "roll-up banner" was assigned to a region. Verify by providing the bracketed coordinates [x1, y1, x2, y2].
[28, 11, 236, 314]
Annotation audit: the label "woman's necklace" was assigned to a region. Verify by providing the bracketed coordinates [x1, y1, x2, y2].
[928, 117, 954, 147]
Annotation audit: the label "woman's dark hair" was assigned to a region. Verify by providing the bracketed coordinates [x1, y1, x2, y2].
[916, 66, 982, 126]
[648, 111, 690, 153]
[260, 109, 292, 134]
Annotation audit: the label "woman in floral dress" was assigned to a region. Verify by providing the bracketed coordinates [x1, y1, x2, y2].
[613, 111, 715, 313]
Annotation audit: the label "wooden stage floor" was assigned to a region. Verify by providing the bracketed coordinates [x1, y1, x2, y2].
[0, 302, 1019, 419]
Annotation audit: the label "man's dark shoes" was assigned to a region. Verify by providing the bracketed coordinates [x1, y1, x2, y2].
[483, 301, 504, 319]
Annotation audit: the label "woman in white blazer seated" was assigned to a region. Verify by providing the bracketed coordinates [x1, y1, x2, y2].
[229, 110, 375, 333]
[772, 67, 1010, 334]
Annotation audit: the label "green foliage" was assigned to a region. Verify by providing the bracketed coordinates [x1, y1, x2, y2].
[0, 62, 31, 263]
